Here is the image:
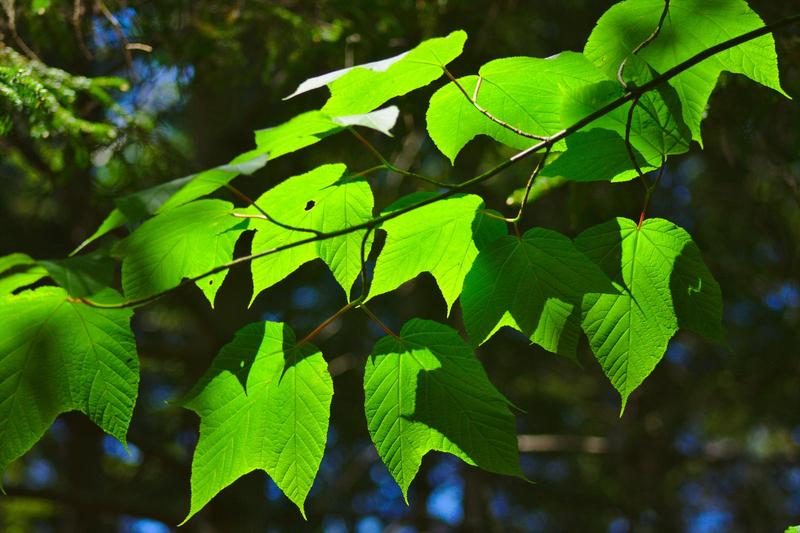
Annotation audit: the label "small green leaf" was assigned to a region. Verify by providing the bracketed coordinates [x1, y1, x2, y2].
[461, 229, 614, 359]
[364, 319, 523, 500]
[113, 199, 246, 304]
[182, 321, 332, 521]
[287, 31, 467, 116]
[584, 0, 787, 143]
[576, 218, 723, 410]
[246, 164, 374, 302]
[368, 193, 506, 313]
[0, 287, 139, 476]
[426, 52, 607, 163]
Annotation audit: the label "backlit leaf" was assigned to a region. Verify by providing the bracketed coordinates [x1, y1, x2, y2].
[364, 319, 523, 499]
[182, 321, 332, 520]
[0, 287, 138, 476]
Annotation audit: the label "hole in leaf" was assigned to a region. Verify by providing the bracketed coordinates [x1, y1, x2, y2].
[305, 200, 315, 211]
[208, 280, 213, 285]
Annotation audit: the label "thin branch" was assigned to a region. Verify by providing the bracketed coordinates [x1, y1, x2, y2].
[75, 13, 800, 310]
[513, 145, 552, 225]
[617, 0, 671, 89]
[298, 299, 361, 346]
[96, 0, 135, 78]
[442, 67, 548, 141]
[624, 93, 649, 188]
[1, 0, 40, 60]
[360, 304, 399, 339]
[72, 0, 93, 59]
[638, 157, 667, 227]
[348, 128, 452, 188]
[223, 184, 322, 236]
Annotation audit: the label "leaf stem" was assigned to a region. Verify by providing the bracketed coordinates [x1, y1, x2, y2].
[298, 298, 362, 346]
[616, 0, 671, 89]
[348, 128, 453, 188]
[360, 304, 399, 339]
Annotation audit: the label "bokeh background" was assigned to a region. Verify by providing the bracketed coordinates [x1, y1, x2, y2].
[1, 1, 799, 531]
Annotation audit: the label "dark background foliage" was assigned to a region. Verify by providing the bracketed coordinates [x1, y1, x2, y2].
[1, 1, 798, 531]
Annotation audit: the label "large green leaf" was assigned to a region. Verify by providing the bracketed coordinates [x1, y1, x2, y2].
[584, 0, 787, 143]
[182, 321, 332, 521]
[364, 319, 523, 499]
[368, 193, 506, 313]
[0, 287, 139, 475]
[287, 31, 467, 116]
[113, 199, 247, 305]
[576, 218, 723, 409]
[426, 52, 607, 163]
[460, 229, 614, 359]
[246, 164, 374, 302]
[73, 107, 398, 254]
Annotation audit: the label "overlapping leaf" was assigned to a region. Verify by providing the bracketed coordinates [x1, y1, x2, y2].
[368, 193, 506, 313]
[0, 287, 139, 475]
[74, 107, 398, 254]
[576, 218, 723, 409]
[0, 253, 47, 296]
[558, 74, 691, 177]
[182, 321, 332, 520]
[460, 228, 614, 359]
[426, 52, 607, 163]
[584, 0, 787, 143]
[245, 164, 374, 301]
[113, 199, 247, 305]
[287, 31, 467, 116]
[364, 319, 523, 499]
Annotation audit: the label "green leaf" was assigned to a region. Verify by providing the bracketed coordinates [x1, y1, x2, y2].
[287, 31, 467, 116]
[246, 164, 374, 301]
[426, 52, 607, 163]
[368, 193, 506, 313]
[0, 287, 139, 476]
[584, 0, 787, 143]
[73, 107, 397, 254]
[0, 253, 35, 274]
[541, 129, 655, 182]
[32, 0, 52, 14]
[113, 199, 247, 304]
[0, 265, 48, 297]
[364, 319, 523, 499]
[0, 253, 46, 297]
[561, 77, 691, 169]
[576, 218, 723, 410]
[181, 321, 332, 521]
[253, 106, 398, 158]
[40, 250, 115, 298]
[460, 229, 614, 359]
